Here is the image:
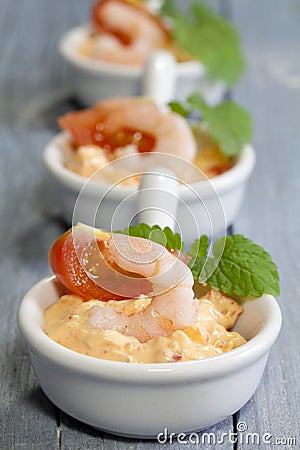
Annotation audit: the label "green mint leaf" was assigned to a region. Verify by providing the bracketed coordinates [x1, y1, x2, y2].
[116, 223, 152, 239]
[161, 1, 245, 85]
[191, 2, 218, 24]
[189, 255, 218, 284]
[188, 235, 209, 258]
[188, 94, 252, 156]
[189, 235, 280, 298]
[163, 226, 183, 250]
[160, 0, 177, 17]
[117, 223, 184, 251]
[168, 101, 190, 118]
[188, 255, 206, 280]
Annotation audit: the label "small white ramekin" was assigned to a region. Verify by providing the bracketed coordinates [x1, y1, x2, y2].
[59, 26, 227, 106]
[18, 276, 282, 438]
[43, 132, 255, 243]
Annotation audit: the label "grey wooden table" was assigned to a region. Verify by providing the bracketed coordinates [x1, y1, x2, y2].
[1, 1, 299, 449]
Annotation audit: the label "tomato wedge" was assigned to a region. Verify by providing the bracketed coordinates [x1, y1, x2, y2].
[49, 225, 152, 301]
[58, 100, 157, 153]
[58, 104, 105, 147]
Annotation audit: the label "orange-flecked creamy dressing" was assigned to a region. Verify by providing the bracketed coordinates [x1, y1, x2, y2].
[44, 290, 246, 363]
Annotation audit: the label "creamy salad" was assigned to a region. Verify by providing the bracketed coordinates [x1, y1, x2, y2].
[45, 289, 245, 363]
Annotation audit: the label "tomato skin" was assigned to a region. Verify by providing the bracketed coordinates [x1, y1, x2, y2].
[49, 229, 125, 301]
[49, 227, 153, 301]
[58, 104, 156, 152]
[58, 106, 102, 148]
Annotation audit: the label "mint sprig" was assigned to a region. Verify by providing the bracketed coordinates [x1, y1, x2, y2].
[189, 235, 280, 298]
[188, 235, 209, 258]
[168, 94, 252, 156]
[189, 94, 252, 156]
[161, 1, 245, 86]
[117, 223, 183, 251]
[167, 101, 190, 118]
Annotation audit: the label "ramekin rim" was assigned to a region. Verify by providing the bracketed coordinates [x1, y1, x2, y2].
[43, 132, 256, 199]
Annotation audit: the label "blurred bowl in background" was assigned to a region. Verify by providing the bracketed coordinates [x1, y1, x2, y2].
[59, 26, 227, 107]
[43, 132, 255, 243]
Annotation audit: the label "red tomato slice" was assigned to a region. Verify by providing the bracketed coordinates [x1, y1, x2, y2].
[58, 104, 156, 153]
[49, 226, 152, 301]
[58, 106, 104, 148]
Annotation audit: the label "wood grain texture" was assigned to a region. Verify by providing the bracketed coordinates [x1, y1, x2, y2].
[0, 131, 64, 450]
[0, 0, 299, 449]
[232, 0, 300, 448]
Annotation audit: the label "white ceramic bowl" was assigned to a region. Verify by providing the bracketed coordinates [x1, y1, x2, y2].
[18, 276, 282, 438]
[43, 132, 255, 243]
[59, 26, 227, 106]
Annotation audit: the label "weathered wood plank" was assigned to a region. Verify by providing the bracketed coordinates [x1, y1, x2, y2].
[0, 256, 58, 450]
[58, 413, 233, 450]
[231, 0, 300, 448]
[0, 130, 66, 449]
[0, 0, 93, 130]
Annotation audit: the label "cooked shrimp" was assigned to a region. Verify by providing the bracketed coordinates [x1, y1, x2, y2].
[59, 97, 197, 162]
[87, 233, 199, 343]
[90, 0, 170, 65]
[102, 99, 197, 161]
